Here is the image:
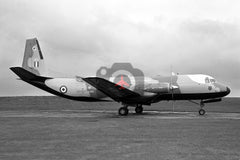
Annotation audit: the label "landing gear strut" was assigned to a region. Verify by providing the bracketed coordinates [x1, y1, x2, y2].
[189, 100, 206, 115]
[135, 104, 143, 114]
[118, 105, 129, 116]
[199, 102, 206, 115]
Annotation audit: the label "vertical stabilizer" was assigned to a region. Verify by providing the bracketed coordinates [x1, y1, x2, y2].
[22, 38, 46, 76]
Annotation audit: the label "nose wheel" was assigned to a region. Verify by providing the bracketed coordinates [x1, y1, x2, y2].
[199, 108, 206, 115]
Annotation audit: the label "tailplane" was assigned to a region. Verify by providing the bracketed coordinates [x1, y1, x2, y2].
[22, 38, 47, 76]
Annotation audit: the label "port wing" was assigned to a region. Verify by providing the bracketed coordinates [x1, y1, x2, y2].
[82, 77, 141, 102]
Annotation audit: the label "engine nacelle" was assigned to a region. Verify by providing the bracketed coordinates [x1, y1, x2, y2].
[144, 82, 170, 93]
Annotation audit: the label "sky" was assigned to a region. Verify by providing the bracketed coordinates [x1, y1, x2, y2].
[0, 0, 239, 96]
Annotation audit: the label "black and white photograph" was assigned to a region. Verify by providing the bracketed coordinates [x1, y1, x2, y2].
[0, 0, 239, 159]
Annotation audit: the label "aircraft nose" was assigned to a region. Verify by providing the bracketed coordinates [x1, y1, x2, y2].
[214, 83, 230, 96]
[226, 86, 231, 95]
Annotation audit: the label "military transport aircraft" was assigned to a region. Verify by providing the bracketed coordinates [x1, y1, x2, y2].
[10, 38, 230, 116]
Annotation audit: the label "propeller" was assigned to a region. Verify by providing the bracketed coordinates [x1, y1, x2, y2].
[170, 66, 175, 113]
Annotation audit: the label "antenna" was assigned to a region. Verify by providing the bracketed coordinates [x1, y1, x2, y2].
[170, 65, 175, 113]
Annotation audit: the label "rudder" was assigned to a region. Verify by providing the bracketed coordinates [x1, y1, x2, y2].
[22, 38, 47, 76]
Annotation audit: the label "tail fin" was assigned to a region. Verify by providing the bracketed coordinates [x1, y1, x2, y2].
[22, 38, 47, 76]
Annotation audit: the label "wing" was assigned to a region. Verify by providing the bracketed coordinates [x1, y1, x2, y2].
[82, 77, 141, 102]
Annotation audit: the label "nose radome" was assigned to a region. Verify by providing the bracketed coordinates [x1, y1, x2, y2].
[226, 87, 231, 95]
[214, 83, 230, 96]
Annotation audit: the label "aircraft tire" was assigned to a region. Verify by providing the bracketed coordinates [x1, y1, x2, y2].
[118, 107, 129, 116]
[135, 106, 143, 114]
[199, 109, 206, 115]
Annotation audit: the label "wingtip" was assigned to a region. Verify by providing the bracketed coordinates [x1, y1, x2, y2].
[10, 67, 22, 72]
[10, 67, 16, 72]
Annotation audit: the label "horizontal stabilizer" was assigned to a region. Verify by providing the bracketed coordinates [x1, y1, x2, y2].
[82, 77, 140, 102]
[10, 67, 50, 82]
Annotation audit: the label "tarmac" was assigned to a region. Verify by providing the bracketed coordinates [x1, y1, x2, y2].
[0, 97, 239, 160]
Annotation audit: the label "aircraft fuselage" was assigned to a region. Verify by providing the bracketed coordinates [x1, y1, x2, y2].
[37, 74, 230, 102]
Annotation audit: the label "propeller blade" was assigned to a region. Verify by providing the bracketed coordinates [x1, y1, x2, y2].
[170, 66, 174, 112]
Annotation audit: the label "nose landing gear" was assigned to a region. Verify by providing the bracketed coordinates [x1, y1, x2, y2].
[198, 102, 206, 115]
[189, 100, 206, 116]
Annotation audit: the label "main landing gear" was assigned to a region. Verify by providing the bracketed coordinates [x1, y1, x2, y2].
[118, 105, 129, 116]
[118, 104, 144, 116]
[135, 105, 143, 114]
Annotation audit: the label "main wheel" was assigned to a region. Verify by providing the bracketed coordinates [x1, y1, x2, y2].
[199, 109, 206, 115]
[135, 106, 143, 114]
[118, 107, 129, 116]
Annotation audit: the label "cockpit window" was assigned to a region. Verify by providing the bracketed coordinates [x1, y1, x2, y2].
[205, 77, 210, 83]
[205, 77, 216, 84]
[210, 79, 216, 83]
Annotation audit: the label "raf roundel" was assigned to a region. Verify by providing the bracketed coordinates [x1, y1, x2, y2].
[32, 45, 37, 51]
[60, 85, 67, 93]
